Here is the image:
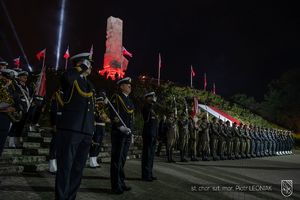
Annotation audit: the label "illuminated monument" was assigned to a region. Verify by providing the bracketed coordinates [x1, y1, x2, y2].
[99, 16, 128, 80]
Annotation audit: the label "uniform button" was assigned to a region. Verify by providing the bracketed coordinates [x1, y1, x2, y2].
[88, 109, 90, 111]
[88, 101, 91, 104]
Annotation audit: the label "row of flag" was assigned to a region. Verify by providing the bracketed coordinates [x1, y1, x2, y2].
[12, 45, 133, 69]
[158, 53, 216, 94]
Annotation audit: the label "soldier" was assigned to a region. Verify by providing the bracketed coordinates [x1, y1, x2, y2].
[199, 116, 210, 161]
[55, 52, 95, 200]
[225, 121, 234, 160]
[9, 70, 31, 148]
[238, 123, 246, 158]
[249, 125, 256, 157]
[232, 122, 241, 159]
[0, 69, 19, 156]
[166, 111, 178, 163]
[141, 92, 158, 181]
[109, 77, 134, 194]
[287, 131, 294, 154]
[243, 124, 252, 158]
[48, 89, 64, 173]
[218, 119, 227, 160]
[254, 126, 261, 157]
[89, 92, 110, 168]
[156, 115, 167, 157]
[178, 112, 190, 162]
[188, 113, 199, 161]
[210, 117, 220, 161]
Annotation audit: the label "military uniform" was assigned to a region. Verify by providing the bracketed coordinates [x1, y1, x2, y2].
[232, 123, 241, 159]
[225, 121, 234, 159]
[141, 92, 158, 181]
[243, 125, 251, 158]
[55, 53, 95, 200]
[210, 118, 220, 160]
[89, 94, 110, 168]
[156, 116, 167, 156]
[166, 112, 178, 162]
[198, 117, 210, 161]
[238, 124, 246, 158]
[188, 116, 198, 161]
[178, 114, 190, 162]
[109, 77, 134, 194]
[218, 120, 227, 160]
[0, 69, 19, 156]
[48, 90, 63, 173]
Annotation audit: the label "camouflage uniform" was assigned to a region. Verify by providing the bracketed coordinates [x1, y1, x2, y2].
[232, 123, 241, 159]
[188, 116, 199, 161]
[218, 120, 227, 160]
[210, 118, 220, 161]
[166, 113, 178, 162]
[199, 116, 210, 161]
[225, 121, 234, 160]
[178, 114, 190, 162]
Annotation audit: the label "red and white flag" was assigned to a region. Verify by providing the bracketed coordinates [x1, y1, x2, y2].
[204, 73, 207, 91]
[13, 57, 20, 68]
[36, 65, 46, 97]
[36, 49, 46, 61]
[122, 46, 133, 57]
[63, 46, 70, 59]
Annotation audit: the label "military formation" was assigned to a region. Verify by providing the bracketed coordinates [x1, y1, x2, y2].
[157, 113, 294, 162]
[0, 54, 295, 199]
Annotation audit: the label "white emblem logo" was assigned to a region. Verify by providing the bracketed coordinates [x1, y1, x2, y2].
[281, 180, 293, 197]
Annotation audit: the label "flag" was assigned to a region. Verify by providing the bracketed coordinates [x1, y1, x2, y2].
[36, 66, 46, 97]
[122, 46, 133, 57]
[204, 73, 207, 91]
[89, 45, 93, 59]
[36, 49, 46, 61]
[13, 57, 20, 68]
[191, 97, 199, 117]
[191, 66, 196, 77]
[63, 46, 70, 59]
[213, 82, 216, 94]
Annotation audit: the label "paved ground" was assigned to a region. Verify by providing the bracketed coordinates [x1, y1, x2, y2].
[1, 152, 300, 200]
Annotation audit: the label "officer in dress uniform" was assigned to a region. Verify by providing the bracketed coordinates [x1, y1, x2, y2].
[109, 77, 134, 194]
[141, 91, 158, 181]
[48, 89, 64, 173]
[55, 52, 95, 200]
[89, 92, 110, 168]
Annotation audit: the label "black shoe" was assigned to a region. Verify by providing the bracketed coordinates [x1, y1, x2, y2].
[112, 189, 124, 194]
[122, 185, 131, 191]
[151, 176, 158, 180]
[191, 158, 199, 161]
[180, 158, 188, 162]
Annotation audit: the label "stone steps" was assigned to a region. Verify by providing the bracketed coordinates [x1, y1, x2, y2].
[1, 128, 144, 174]
[0, 165, 24, 175]
[0, 155, 46, 165]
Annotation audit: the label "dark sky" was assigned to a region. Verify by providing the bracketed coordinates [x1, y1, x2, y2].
[1, 0, 300, 100]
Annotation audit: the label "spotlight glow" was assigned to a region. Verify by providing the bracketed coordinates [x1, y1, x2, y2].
[55, 0, 66, 70]
[1, 1, 32, 71]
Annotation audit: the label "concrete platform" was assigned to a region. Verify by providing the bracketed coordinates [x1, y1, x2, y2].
[0, 151, 299, 200]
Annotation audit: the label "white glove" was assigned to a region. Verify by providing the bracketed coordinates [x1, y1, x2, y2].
[119, 126, 131, 135]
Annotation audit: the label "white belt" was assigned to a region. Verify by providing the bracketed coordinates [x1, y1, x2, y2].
[56, 112, 62, 115]
[95, 122, 105, 126]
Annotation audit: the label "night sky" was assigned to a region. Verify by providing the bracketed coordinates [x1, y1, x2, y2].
[1, 0, 299, 100]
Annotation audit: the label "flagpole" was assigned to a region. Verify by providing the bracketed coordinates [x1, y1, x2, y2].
[65, 58, 68, 71]
[190, 65, 193, 88]
[158, 53, 161, 86]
